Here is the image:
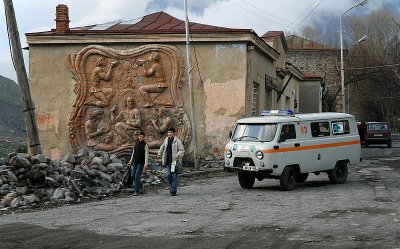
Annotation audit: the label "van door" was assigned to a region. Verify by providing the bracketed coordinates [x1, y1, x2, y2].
[310, 121, 333, 171]
[275, 123, 308, 174]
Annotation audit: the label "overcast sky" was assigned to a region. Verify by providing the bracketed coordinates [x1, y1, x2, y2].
[0, 0, 397, 82]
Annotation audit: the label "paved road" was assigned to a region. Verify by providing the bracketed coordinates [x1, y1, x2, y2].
[1, 136, 400, 248]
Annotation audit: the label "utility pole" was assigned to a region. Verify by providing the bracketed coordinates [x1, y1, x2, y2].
[4, 0, 42, 154]
[184, 0, 200, 170]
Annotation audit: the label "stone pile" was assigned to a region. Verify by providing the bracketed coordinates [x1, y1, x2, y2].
[0, 149, 164, 210]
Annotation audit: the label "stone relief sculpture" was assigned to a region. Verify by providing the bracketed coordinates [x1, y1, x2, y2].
[66, 44, 191, 158]
[85, 57, 118, 107]
[138, 52, 169, 107]
[111, 97, 142, 145]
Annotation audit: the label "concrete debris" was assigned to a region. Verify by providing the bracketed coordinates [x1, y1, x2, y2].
[0, 149, 170, 210]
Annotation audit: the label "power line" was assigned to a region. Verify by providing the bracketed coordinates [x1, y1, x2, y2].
[291, 0, 321, 24]
[289, 0, 325, 31]
[226, 0, 293, 29]
[236, 0, 297, 26]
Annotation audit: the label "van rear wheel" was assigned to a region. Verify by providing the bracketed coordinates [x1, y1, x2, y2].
[328, 161, 348, 184]
[280, 166, 296, 191]
[238, 171, 255, 189]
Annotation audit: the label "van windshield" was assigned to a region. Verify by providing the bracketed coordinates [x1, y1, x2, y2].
[232, 124, 277, 142]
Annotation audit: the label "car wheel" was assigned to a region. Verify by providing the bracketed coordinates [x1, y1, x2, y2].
[296, 173, 309, 183]
[238, 171, 255, 189]
[328, 161, 348, 184]
[280, 166, 296, 191]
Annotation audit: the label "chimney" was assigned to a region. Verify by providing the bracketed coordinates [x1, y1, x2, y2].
[55, 4, 70, 33]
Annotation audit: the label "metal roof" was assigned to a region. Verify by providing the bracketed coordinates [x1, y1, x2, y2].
[286, 35, 336, 50]
[27, 11, 253, 36]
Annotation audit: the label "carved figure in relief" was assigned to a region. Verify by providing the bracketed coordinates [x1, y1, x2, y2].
[94, 134, 117, 151]
[111, 97, 142, 144]
[147, 107, 174, 148]
[152, 107, 174, 136]
[85, 56, 118, 107]
[138, 52, 167, 107]
[84, 108, 107, 147]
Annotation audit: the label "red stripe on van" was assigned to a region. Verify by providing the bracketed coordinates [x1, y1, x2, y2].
[261, 140, 360, 153]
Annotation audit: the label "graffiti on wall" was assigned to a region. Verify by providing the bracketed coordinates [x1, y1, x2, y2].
[66, 44, 191, 156]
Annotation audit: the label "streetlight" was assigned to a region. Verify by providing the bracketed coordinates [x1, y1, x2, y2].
[340, 0, 367, 113]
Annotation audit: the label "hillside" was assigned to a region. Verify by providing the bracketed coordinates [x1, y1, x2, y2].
[0, 75, 26, 141]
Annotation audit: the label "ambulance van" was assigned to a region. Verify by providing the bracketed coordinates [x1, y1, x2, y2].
[224, 111, 362, 190]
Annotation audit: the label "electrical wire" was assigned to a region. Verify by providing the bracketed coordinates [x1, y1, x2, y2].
[236, 0, 297, 27]
[226, 0, 292, 29]
[289, 0, 325, 31]
[190, 34, 204, 84]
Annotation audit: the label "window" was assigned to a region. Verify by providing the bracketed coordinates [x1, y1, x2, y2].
[368, 123, 388, 131]
[311, 121, 330, 137]
[280, 124, 296, 140]
[332, 120, 350, 135]
[232, 124, 277, 142]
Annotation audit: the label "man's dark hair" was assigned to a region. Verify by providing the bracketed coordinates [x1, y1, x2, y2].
[167, 127, 175, 133]
[139, 131, 145, 136]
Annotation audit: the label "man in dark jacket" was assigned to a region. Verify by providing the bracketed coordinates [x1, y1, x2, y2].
[128, 131, 149, 196]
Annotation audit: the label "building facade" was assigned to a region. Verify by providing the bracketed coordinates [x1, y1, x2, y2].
[27, 6, 281, 160]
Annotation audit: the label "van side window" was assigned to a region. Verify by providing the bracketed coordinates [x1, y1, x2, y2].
[332, 120, 350, 135]
[280, 124, 296, 140]
[311, 122, 330, 137]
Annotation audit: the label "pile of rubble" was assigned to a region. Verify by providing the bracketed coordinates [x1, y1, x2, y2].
[0, 149, 165, 211]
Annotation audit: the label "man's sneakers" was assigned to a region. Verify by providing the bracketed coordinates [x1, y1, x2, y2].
[132, 192, 140, 196]
[170, 191, 177, 196]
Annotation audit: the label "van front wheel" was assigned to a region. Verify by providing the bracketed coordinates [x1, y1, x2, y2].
[280, 166, 296, 191]
[238, 171, 255, 189]
[328, 161, 348, 184]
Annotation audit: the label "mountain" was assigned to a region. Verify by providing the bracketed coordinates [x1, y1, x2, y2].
[0, 75, 26, 142]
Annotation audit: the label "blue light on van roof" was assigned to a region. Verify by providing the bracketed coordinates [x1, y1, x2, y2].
[260, 110, 294, 116]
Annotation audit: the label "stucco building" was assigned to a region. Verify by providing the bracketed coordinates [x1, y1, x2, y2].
[286, 35, 340, 112]
[26, 5, 320, 161]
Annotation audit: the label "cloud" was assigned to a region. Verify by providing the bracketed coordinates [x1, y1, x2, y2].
[145, 0, 224, 16]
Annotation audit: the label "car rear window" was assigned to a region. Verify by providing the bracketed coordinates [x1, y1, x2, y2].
[368, 123, 388, 131]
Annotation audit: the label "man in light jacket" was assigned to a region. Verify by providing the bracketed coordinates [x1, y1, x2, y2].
[157, 127, 185, 196]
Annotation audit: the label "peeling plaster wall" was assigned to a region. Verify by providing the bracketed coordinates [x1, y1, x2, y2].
[29, 45, 80, 160]
[190, 43, 247, 158]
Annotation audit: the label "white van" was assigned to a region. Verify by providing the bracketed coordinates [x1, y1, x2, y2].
[224, 111, 361, 190]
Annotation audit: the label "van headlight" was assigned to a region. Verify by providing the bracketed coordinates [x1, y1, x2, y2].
[226, 150, 232, 158]
[256, 150, 263, 160]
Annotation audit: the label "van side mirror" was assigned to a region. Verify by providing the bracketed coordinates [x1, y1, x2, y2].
[228, 130, 232, 139]
[279, 135, 286, 143]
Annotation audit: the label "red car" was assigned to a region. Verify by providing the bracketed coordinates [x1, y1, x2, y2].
[358, 122, 392, 148]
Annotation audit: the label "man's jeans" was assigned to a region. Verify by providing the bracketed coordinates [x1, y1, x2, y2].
[131, 163, 144, 193]
[166, 163, 179, 193]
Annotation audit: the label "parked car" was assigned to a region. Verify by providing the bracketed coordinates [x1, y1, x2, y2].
[360, 122, 392, 148]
